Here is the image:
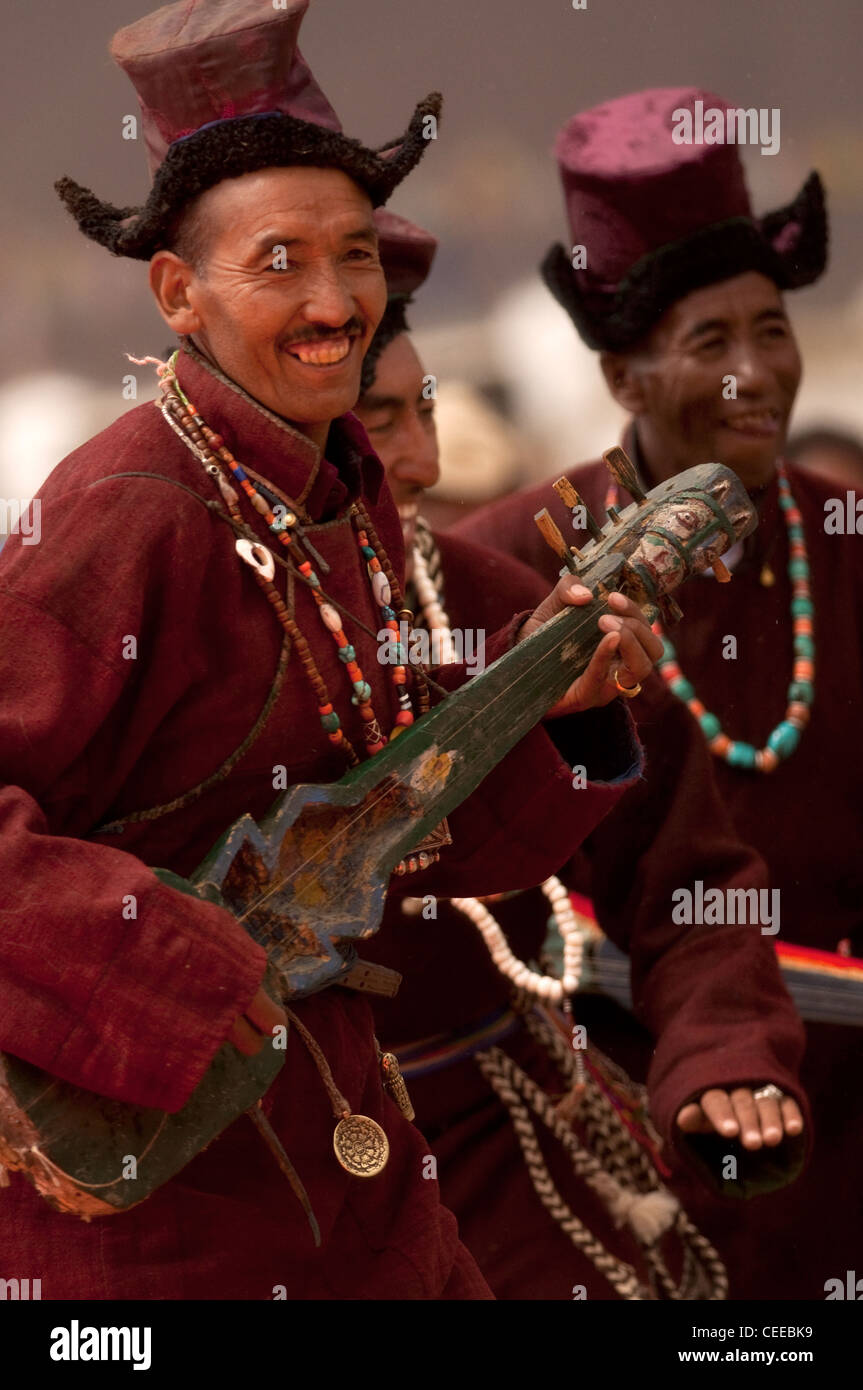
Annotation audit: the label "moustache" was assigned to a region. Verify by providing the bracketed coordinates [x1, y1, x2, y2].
[282, 320, 365, 349]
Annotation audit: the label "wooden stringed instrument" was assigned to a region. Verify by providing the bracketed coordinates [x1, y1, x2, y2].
[0, 454, 756, 1217]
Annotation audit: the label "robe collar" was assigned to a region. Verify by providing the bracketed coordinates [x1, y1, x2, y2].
[174, 340, 384, 522]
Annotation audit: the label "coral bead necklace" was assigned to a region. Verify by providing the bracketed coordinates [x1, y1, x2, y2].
[156, 354, 428, 767]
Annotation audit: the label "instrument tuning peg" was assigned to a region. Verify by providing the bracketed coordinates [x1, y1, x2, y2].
[552, 477, 580, 508]
[552, 478, 604, 541]
[602, 446, 648, 505]
[618, 560, 643, 593]
[534, 509, 580, 573]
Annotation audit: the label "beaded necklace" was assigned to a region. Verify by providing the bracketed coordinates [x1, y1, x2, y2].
[156, 355, 431, 767]
[409, 513, 457, 663]
[605, 460, 814, 772]
[142, 353, 441, 795]
[450, 880, 585, 1004]
[149, 361, 441, 876]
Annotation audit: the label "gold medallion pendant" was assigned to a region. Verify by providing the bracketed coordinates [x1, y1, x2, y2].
[333, 1114, 390, 1177]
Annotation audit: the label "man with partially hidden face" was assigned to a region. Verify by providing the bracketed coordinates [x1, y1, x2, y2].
[352, 211, 810, 1301]
[457, 87, 863, 1300]
[0, 2, 662, 1301]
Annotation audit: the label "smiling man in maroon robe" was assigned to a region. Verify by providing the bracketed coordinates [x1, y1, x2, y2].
[0, 2, 665, 1301]
[457, 87, 862, 1299]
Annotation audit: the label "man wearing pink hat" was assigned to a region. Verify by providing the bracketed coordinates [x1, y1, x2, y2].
[355, 209, 811, 1301]
[458, 87, 862, 1299]
[0, 3, 664, 1300]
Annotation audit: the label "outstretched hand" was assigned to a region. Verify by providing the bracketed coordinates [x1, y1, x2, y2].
[518, 577, 663, 719]
[676, 1087, 804, 1150]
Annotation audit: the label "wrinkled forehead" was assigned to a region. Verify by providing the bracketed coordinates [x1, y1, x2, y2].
[198, 166, 376, 249]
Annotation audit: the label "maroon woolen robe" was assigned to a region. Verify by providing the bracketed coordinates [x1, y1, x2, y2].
[455, 445, 863, 1300]
[0, 346, 643, 1301]
[362, 529, 810, 1299]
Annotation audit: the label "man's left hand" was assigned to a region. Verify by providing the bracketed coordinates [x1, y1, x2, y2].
[676, 1087, 804, 1149]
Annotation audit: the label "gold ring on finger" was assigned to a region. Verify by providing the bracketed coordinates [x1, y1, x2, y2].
[613, 670, 642, 699]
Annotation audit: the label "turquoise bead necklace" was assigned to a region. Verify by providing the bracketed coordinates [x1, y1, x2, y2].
[654, 462, 814, 772]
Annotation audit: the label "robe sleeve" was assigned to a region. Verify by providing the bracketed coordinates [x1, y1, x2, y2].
[0, 482, 268, 1115]
[566, 675, 810, 1196]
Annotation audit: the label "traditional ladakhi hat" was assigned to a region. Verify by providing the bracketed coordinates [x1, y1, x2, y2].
[360, 209, 438, 393]
[359, 213, 524, 502]
[541, 86, 828, 351]
[57, 0, 441, 260]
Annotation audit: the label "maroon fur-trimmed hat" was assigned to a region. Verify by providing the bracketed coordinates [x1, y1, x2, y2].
[360, 210, 438, 393]
[541, 86, 827, 352]
[376, 210, 438, 298]
[56, 0, 441, 261]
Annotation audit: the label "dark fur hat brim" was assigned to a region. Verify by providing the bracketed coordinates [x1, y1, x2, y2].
[55, 97, 442, 260]
[542, 171, 828, 351]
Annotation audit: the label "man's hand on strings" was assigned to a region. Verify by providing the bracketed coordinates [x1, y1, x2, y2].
[229, 986, 288, 1057]
[518, 578, 663, 718]
[676, 1087, 805, 1148]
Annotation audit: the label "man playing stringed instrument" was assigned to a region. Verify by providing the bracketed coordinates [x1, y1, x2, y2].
[457, 87, 863, 1299]
[0, 2, 664, 1300]
[353, 211, 809, 1300]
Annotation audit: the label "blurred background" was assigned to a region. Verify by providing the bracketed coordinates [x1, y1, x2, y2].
[2, 0, 863, 512]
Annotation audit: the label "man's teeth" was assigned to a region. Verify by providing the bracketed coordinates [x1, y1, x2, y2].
[725, 411, 778, 430]
[289, 338, 351, 365]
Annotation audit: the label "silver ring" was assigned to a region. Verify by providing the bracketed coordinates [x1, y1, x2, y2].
[752, 1083, 784, 1103]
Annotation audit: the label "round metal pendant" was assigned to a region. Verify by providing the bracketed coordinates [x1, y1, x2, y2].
[333, 1114, 389, 1178]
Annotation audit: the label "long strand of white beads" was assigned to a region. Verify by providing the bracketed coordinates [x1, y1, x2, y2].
[450, 877, 584, 1004]
[403, 518, 584, 1001]
[397, 500, 419, 560]
[412, 525, 458, 665]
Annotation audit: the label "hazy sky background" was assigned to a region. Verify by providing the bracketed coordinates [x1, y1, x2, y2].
[2, 0, 862, 385]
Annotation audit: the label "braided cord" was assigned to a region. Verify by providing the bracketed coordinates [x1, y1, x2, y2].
[477, 1008, 729, 1300]
[475, 1045, 647, 1300]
